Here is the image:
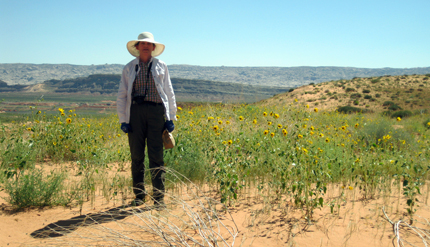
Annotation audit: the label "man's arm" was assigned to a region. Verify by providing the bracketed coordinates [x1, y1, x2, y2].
[117, 66, 129, 124]
[163, 65, 177, 121]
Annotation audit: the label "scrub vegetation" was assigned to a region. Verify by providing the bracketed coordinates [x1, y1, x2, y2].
[0, 74, 429, 228]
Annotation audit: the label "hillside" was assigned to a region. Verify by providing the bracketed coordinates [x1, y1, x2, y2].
[11, 74, 288, 103]
[168, 65, 430, 88]
[0, 79, 26, 92]
[1, 63, 430, 88]
[260, 74, 430, 114]
[0, 63, 123, 85]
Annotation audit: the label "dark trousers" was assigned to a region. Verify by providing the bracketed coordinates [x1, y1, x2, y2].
[128, 102, 165, 203]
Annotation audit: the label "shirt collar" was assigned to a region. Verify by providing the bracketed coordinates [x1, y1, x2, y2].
[139, 57, 153, 67]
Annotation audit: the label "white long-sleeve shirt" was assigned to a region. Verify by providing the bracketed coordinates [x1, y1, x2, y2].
[117, 57, 177, 123]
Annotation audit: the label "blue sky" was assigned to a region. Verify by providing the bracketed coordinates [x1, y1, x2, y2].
[1, 0, 429, 68]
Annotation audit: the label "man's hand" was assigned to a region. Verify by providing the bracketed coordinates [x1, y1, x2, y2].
[121, 123, 132, 133]
[164, 120, 174, 132]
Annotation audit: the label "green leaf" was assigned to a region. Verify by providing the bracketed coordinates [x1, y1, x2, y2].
[406, 199, 413, 206]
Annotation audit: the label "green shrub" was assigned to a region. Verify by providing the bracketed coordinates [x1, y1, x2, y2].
[364, 95, 372, 100]
[357, 118, 393, 144]
[337, 106, 368, 114]
[362, 89, 371, 94]
[164, 133, 209, 184]
[289, 88, 295, 92]
[1, 135, 37, 171]
[350, 93, 362, 99]
[383, 101, 395, 106]
[388, 104, 402, 111]
[375, 94, 381, 98]
[381, 111, 391, 116]
[345, 88, 355, 92]
[358, 117, 415, 151]
[391, 110, 413, 119]
[3, 170, 69, 209]
[353, 100, 359, 105]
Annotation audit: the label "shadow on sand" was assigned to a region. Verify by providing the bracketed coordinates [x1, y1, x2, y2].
[30, 204, 151, 238]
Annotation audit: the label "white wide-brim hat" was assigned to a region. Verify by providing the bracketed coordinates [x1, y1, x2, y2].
[127, 32, 165, 57]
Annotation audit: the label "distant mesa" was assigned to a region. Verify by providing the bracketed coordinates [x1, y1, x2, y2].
[1, 63, 430, 89]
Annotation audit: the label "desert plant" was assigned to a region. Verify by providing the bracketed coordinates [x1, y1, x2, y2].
[3, 169, 69, 209]
[350, 93, 362, 99]
[388, 104, 402, 111]
[381, 111, 391, 116]
[391, 110, 413, 119]
[357, 118, 393, 144]
[383, 101, 395, 106]
[337, 106, 366, 114]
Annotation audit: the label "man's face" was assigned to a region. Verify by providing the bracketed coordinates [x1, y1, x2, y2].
[136, 42, 155, 57]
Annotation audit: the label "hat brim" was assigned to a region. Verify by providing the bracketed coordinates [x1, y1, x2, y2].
[127, 39, 165, 57]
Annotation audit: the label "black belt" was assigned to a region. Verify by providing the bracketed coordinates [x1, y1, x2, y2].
[132, 100, 163, 106]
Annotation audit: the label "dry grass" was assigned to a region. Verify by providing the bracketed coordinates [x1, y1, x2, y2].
[27, 168, 239, 247]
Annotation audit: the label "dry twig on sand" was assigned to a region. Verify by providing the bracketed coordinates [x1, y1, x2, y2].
[382, 207, 430, 247]
[30, 168, 238, 247]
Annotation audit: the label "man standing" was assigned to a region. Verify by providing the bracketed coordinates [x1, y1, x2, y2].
[117, 32, 176, 208]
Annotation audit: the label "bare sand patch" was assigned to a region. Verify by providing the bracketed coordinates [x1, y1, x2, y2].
[1, 174, 430, 246]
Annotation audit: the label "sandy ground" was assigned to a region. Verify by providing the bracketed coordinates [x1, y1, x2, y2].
[1, 181, 430, 247]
